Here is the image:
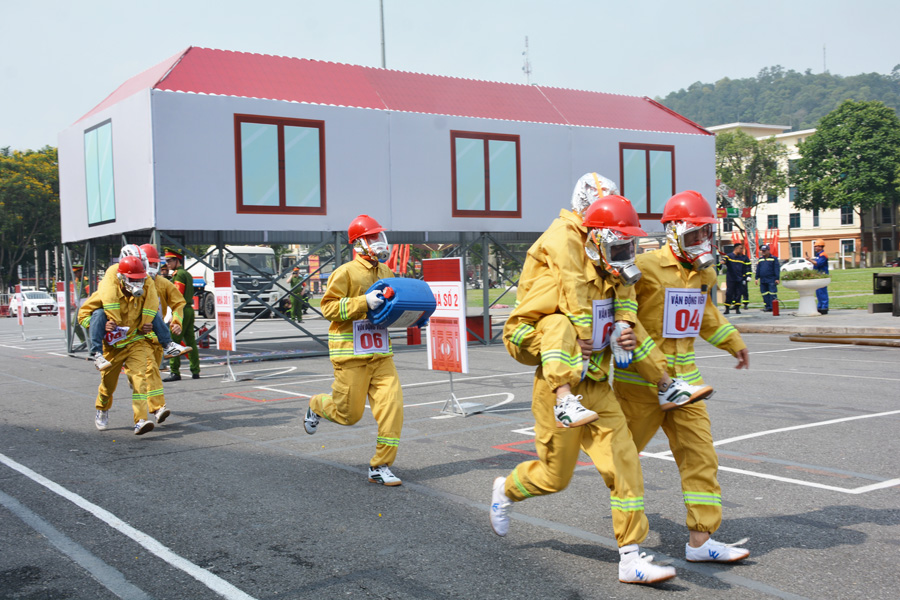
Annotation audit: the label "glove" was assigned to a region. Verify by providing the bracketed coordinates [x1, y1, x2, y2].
[610, 321, 633, 369]
[366, 290, 385, 310]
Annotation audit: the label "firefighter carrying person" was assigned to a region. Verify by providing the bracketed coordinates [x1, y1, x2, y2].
[87, 245, 189, 371]
[492, 174, 712, 585]
[721, 242, 751, 314]
[77, 255, 164, 435]
[612, 190, 751, 565]
[123, 244, 190, 424]
[163, 250, 201, 381]
[303, 215, 405, 486]
[755, 244, 780, 312]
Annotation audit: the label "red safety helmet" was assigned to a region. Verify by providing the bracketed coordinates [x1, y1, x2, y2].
[660, 191, 717, 225]
[139, 244, 160, 263]
[348, 215, 385, 243]
[117, 255, 147, 280]
[582, 195, 647, 237]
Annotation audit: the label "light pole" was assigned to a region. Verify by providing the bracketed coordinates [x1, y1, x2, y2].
[379, 0, 386, 68]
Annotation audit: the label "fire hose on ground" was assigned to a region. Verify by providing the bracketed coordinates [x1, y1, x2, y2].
[789, 333, 900, 347]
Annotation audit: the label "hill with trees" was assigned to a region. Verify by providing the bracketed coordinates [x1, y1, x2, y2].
[657, 65, 900, 130]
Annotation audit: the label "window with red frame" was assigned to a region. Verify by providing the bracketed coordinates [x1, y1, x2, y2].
[619, 143, 674, 217]
[235, 115, 326, 215]
[451, 131, 521, 218]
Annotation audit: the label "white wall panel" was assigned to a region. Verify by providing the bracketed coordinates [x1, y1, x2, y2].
[59, 89, 155, 243]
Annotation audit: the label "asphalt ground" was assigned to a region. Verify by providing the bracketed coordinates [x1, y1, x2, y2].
[1, 315, 899, 600]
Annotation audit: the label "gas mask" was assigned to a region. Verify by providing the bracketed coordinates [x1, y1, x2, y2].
[117, 274, 145, 297]
[585, 228, 642, 286]
[355, 232, 391, 263]
[667, 222, 715, 270]
[146, 262, 159, 278]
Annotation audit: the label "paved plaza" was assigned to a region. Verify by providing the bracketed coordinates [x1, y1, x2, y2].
[1, 312, 898, 599]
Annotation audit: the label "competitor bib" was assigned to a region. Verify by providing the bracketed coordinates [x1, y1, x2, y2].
[104, 326, 130, 345]
[662, 288, 705, 338]
[591, 298, 615, 351]
[353, 320, 389, 355]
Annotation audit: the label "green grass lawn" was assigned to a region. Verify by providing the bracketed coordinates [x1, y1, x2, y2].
[717, 266, 899, 310]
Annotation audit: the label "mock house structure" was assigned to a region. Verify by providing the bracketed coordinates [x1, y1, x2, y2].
[60, 46, 714, 245]
[57, 46, 715, 351]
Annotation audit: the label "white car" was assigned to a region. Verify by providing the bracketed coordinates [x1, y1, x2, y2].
[10, 291, 58, 317]
[780, 257, 814, 273]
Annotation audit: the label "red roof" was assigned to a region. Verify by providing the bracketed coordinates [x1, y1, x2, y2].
[78, 47, 709, 135]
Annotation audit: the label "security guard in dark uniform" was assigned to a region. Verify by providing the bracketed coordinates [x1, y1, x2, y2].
[163, 250, 200, 381]
[721, 244, 751, 314]
[755, 244, 780, 312]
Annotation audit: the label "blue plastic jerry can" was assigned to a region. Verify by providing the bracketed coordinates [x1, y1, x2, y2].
[366, 278, 436, 328]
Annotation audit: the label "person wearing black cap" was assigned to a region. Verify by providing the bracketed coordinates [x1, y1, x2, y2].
[755, 245, 780, 312]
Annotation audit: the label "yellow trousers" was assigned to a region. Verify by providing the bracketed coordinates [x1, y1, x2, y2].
[505, 313, 584, 392]
[502, 371, 649, 548]
[96, 340, 157, 424]
[310, 357, 403, 467]
[615, 394, 722, 534]
[126, 344, 166, 414]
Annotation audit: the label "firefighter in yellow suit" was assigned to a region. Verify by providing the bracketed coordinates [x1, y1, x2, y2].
[612, 190, 752, 564]
[78, 255, 160, 435]
[131, 244, 187, 424]
[303, 215, 404, 487]
[491, 175, 677, 585]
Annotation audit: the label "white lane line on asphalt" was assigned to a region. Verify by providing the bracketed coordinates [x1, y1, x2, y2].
[254, 386, 311, 398]
[0, 343, 26, 349]
[0, 489, 152, 600]
[640, 452, 900, 494]
[0, 452, 258, 600]
[702, 365, 900, 382]
[641, 409, 900, 494]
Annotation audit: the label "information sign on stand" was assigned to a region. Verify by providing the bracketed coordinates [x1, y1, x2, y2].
[56, 282, 67, 331]
[15, 285, 25, 336]
[423, 257, 484, 416]
[213, 271, 239, 381]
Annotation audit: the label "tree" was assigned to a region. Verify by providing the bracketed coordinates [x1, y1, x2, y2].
[791, 100, 900, 251]
[715, 130, 789, 256]
[0, 146, 60, 291]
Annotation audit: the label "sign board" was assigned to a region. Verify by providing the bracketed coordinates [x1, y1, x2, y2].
[15, 284, 24, 327]
[718, 207, 739, 218]
[423, 257, 468, 374]
[56, 281, 66, 330]
[213, 271, 235, 351]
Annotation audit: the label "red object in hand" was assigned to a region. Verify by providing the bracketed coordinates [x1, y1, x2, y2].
[382, 287, 395, 299]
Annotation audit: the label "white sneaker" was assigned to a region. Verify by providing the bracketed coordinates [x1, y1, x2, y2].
[134, 419, 155, 435]
[153, 406, 171, 424]
[619, 548, 676, 584]
[658, 379, 714, 411]
[303, 405, 320, 435]
[490, 476, 513, 537]
[92, 353, 112, 371]
[163, 342, 190, 359]
[367, 464, 402, 486]
[685, 537, 750, 562]
[95, 410, 109, 430]
[554, 394, 599, 428]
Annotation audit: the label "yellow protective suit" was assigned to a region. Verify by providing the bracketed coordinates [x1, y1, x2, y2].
[98, 264, 159, 330]
[498, 209, 657, 548]
[309, 255, 403, 468]
[612, 243, 747, 534]
[78, 286, 161, 425]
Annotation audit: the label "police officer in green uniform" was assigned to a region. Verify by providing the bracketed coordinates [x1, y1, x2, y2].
[163, 250, 200, 381]
[289, 267, 304, 322]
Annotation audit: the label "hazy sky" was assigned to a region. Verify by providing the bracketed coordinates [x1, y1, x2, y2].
[2, 0, 897, 151]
